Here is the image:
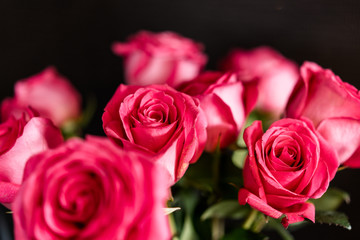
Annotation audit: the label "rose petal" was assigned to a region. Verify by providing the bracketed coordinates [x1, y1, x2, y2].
[243, 80, 259, 116]
[14, 67, 81, 126]
[238, 188, 283, 219]
[209, 80, 246, 130]
[243, 122, 268, 200]
[1, 117, 63, 185]
[266, 193, 309, 209]
[270, 170, 305, 191]
[317, 117, 360, 165]
[199, 94, 238, 151]
[112, 31, 207, 87]
[257, 63, 299, 116]
[286, 62, 322, 118]
[287, 62, 360, 126]
[14, 137, 171, 240]
[343, 147, 360, 168]
[156, 132, 185, 184]
[0, 181, 20, 206]
[131, 121, 178, 152]
[281, 202, 315, 228]
[221, 46, 299, 116]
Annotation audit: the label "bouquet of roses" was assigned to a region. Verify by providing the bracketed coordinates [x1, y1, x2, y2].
[0, 30, 359, 240]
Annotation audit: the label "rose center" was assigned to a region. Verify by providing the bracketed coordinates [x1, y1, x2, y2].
[275, 146, 299, 167]
[270, 134, 303, 169]
[147, 110, 164, 122]
[137, 101, 170, 126]
[57, 171, 101, 226]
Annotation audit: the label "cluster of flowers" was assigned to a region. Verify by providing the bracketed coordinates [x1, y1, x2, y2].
[0, 30, 359, 239]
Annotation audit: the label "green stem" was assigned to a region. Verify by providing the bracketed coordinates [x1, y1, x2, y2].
[168, 212, 179, 240]
[242, 208, 258, 230]
[212, 218, 225, 240]
[267, 219, 295, 240]
[252, 214, 267, 233]
[211, 144, 225, 240]
[212, 145, 221, 192]
[228, 143, 248, 151]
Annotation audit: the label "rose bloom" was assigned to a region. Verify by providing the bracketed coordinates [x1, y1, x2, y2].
[1, 67, 82, 127]
[286, 62, 360, 167]
[13, 136, 171, 240]
[112, 30, 207, 87]
[0, 111, 63, 209]
[178, 71, 257, 151]
[102, 84, 207, 183]
[220, 46, 299, 117]
[238, 119, 338, 227]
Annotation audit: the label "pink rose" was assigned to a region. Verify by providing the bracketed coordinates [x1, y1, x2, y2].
[0, 113, 63, 208]
[286, 62, 360, 167]
[102, 84, 207, 183]
[238, 119, 339, 227]
[1, 67, 82, 126]
[178, 71, 257, 151]
[13, 136, 171, 240]
[220, 46, 299, 117]
[112, 31, 207, 87]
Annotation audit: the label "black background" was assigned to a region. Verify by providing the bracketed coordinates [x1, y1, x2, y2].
[1, 1, 360, 239]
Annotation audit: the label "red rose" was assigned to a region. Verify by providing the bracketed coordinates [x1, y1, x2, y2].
[0, 113, 63, 208]
[1, 67, 81, 127]
[112, 31, 207, 87]
[238, 119, 338, 227]
[178, 71, 257, 151]
[102, 84, 207, 183]
[220, 46, 299, 117]
[13, 136, 171, 240]
[286, 62, 360, 167]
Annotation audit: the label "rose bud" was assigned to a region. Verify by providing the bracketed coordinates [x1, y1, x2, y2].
[102, 84, 207, 184]
[0, 111, 63, 209]
[112, 30, 207, 87]
[220, 46, 299, 118]
[178, 71, 257, 151]
[286, 62, 360, 167]
[238, 119, 339, 227]
[13, 136, 171, 240]
[1, 67, 82, 127]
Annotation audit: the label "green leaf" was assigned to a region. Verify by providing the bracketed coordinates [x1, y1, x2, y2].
[310, 188, 350, 211]
[180, 214, 200, 240]
[177, 189, 201, 240]
[266, 218, 295, 240]
[178, 152, 214, 192]
[315, 210, 352, 230]
[78, 94, 97, 129]
[221, 228, 269, 240]
[232, 149, 248, 169]
[61, 95, 97, 139]
[236, 110, 276, 147]
[61, 119, 81, 139]
[237, 112, 259, 147]
[201, 200, 250, 221]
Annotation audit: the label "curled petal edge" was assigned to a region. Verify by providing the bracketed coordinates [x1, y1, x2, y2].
[238, 188, 315, 228]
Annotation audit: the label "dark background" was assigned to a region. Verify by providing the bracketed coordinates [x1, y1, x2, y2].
[1, 0, 360, 239]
